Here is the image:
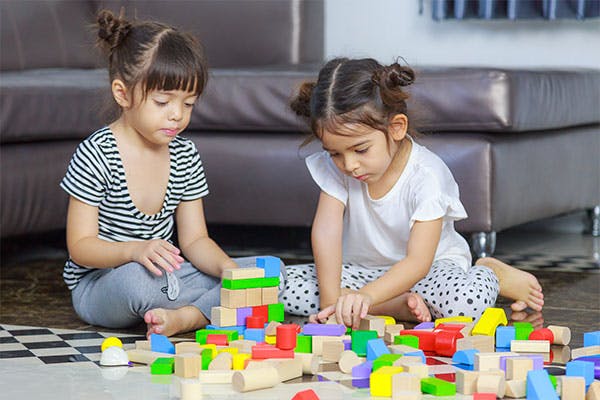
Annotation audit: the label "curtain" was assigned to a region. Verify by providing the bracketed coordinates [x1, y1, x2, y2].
[430, 0, 600, 20]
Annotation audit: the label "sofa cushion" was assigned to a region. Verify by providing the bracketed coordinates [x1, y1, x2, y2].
[2, 67, 599, 144]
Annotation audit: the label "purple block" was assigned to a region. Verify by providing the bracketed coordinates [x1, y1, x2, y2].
[500, 355, 541, 372]
[573, 355, 600, 379]
[352, 378, 370, 388]
[236, 307, 253, 326]
[302, 323, 346, 336]
[414, 321, 435, 330]
[351, 360, 373, 378]
[343, 339, 352, 351]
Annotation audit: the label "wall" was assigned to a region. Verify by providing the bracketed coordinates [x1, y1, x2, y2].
[325, 0, 600, 68]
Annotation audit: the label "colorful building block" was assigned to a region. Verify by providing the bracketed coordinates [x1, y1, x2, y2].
[513, 321, 534, 341]
[399, 329, 435, 352]
[251, 343, 294, 359]
[526, 369, 559, 400]
[495, 326, 516, 348]
[528, 328, 555, 343]
[421, 377, 456, 396]
[150, 333, 175, 354]
[151, 357, 175, 375]
[372, 353, 402, 371]
[370, 366, 403, 397]
[267, 303, 284, 322]
[434, 315, 473, 327]
[351, 330, 378, 357]
[351, 360, 373, 378]
[434, 329, 463, 357]
[222, 267, 264, 280]
[471, 307, 507, 336]
[547, 325, 571, 345]
[566, 360, 595, 386]
[394, 334, 419, 348]
[366, 338, 390, 361]
[244, 328, 265, 343]
[291, 389, 320, 400]
[236, 307, 253, 326]
[295, 334, 312, 353]
[276, 324, 298, 350]
[584, 331, 600, 347]
[452, 349, 480, 366]
[196, 329, 238, 344]
[222, 276, 280, 290]
[303, 323, 346, 336]
[256, 256, 281, 278]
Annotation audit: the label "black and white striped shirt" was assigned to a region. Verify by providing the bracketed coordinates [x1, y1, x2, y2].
[60, 127, 209, 289]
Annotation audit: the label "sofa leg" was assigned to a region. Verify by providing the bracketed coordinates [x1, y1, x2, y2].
[588, 205, 600, 237]
[470, 231, 497, 258]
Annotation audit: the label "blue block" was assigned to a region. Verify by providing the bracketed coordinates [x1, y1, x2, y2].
[584, 331, 600, 347]
[566, 360, 595, 386]
[404, 350, 426, 363]
[366, 338, 389, 361]
[206, 324, 246, 335]
[526, 369, 559, 400]
[351, 360, 373, 378]
[244, 328, 265, 343]
[256, 256, 281, 278]
[452, 349, 479, 366]
[150, 333, 175, 354]
[495, 326, 516, 348]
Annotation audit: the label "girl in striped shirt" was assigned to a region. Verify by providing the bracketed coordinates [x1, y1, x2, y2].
[61, 10, 262, 337]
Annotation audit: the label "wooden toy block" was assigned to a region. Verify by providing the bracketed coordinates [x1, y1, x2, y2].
[457, 335, 495, 352]
[198, 370, 234, 383]
[366, 338, 390, 361]
[472, 394, 496, 400]
[150, 333, 175, 354]
[210, 306, 238, 327]
[374, 315, 396, 325]
[244, 328, 265, 343]
[312, 335, 342, 356]
[247, 357, 303, 381]
[384, 324, 405, 339]
[201, 348, 213, 370]
[276, 324, 298, 350]
[175, 342, 202, 354]
[126, 349, 175, 365]
[338, 350, 366, 374]
[174, 353, 202, 378]
[551, 344, 572, 364]
[262, 286, 279, 305]
[475, 352, 516, 371]
[388, 344, 422, 355]
[256, 256, 281, 278]
[402, 362, 429, 379]
[392, 392, 421, 400]
[199, 343, 217, 359]
[452, 349, 479, 366]
[547, 325, 571, 345]
[217, 347, 238, 356]
[504, 379, 526, 398]
[221, 288, 247, 308]
[587, 381, 600, 400]
[206, 334, 228, 346]
[392, 355, 421, 367]
[178, 378, 202, 400]
[510, 339, 550, 353]
[351, 330, 378, 357]
[251, 343, 294, 359]
[399, 329, 435, 351]
[151, 357, 175, 375]
[246, 315, 265, 329]
[370, 366, 404, 397]
[135, 340, 151, 350]
[222, 267, 264, 280]
[236, 307, 253, 326]
[455, 369, 479, 394]
[529, 327, 555, 342]
[434, 329, 463, 357]
[421, 377, 456, 396]
[566, 360, 595, 386]
[208, 351, 232, 370]
[373, 354, 402, 371]
[303, 323, 346, 336]
[359, 315, 386, 337]
[571, 345, 600, 359]
[295, 351, 320, 375]
[394, 334, 419, 348]
[513, 321, 534, 340]
[471, 307, 507, 336]
[495, 325, 516, 348]
[232, 353, 251, 370]
[384, 332, 396, 345]
[229, 339, 256, 354]
[584, 331, 600, 347]
[434, 315, 473, 327]
[460, 322, 475, 336]
[560, 376, 585, 400]
[295, 334, 312, 353]
[527, 369, 559, 400]
[476, 372, 506, 398]
[291, 389, 320, 400]
[506, 356, 534, 380]
[222, 276, 280, 290]
[322, 340, 345, 362]
[264, 320, 281, 336]
[232, 365, 280, 392]
[267, 302, 285, 322]
[391, 372, 420, 393]
[246, 287, 262, 307]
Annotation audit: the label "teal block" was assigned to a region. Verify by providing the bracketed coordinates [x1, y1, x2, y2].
[351, 330, 378, 357]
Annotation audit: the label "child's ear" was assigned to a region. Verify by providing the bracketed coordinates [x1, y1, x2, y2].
[389, 113, 408, 141]
[111, 79, 131, 108]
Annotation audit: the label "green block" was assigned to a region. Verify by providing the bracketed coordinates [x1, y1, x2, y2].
[549, 374, 557, 389]
[221, 276, 280, 290]
[421, 377, 456, 396]
[201, 348, 212, 370]
[151, 357, 174, 375]
[195, 329, 239, 344]
[513, 322, 534, 340]
[394, 334, 419, 348]
[351, 330, 378, 357]
[267, 303, 284, 322]
[295, 334, 313, 353]
[372, 354, 402, 371]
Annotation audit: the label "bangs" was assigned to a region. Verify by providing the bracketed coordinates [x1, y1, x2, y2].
[314, 104, 388, 138]
[141, 32, 207, 97]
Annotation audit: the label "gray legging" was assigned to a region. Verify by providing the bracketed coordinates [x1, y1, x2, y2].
[282, 259, 499, 320]
[71, 256, 279, 329]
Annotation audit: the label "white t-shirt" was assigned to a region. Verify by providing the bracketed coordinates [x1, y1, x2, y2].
[305, 138, 472, 271]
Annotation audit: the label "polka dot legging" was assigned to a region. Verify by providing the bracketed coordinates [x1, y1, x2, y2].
[281, 259, 499, 320]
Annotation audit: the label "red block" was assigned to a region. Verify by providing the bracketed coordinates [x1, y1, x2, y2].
[291, 389, 320, 400]
[528, 328, 554, 343]
[276, 324, 298, 350]
[400, 329, 436, 352]
[473, 393, 496, 400]
[246, 316, 265, 329]
[252, 305, 269, 321]
[251, 344, 294, 359]
[206, 334, 228, 346]
[435, 323, 465, 332]
[434, 330, 463, 357]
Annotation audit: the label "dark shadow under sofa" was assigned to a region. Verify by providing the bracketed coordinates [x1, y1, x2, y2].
[1, 0, 599, 257]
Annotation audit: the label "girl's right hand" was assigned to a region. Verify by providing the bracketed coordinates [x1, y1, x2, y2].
[131, 239, 184, 276]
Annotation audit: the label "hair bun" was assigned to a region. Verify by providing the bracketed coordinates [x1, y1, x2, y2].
[290, 81, 316, 118]
[96, 9, 131, 52]
[372, 63, 415, 88]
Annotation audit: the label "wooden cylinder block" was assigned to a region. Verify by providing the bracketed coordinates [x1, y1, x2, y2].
[232, 365, 280, 392]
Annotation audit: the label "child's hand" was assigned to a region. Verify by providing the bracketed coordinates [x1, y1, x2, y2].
[333, 290, 372, 330]
[131, 239, 184, 276]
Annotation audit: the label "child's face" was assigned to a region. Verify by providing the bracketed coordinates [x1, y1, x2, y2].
[321, 124, 399, 184]
[126, 87, 198, 145]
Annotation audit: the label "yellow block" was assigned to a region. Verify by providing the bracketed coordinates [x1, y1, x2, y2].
[101, 337, 123, 352]
[374, 315, 396, 325]
[265, 335, 276, 345]
[232, 353, 251, 370]
[370, 366, 404, 397]
[217, 347, 239, 356]
[199, 344, 217, 359]
[472, 308, 508, 336]
[434, 316, 474, 327]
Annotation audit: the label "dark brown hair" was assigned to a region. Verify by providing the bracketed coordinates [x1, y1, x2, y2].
[96, 9, 208, 108]
[290, 58, 416, 139]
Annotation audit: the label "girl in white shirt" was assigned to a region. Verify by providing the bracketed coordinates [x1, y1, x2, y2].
[284, 58, 544, 328]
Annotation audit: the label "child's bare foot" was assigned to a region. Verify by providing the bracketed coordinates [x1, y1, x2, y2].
[370, 292, 431, 323]
[476, 257, 544, 312]
[407, 293, 431, 323]
[144, 306, 209, 338]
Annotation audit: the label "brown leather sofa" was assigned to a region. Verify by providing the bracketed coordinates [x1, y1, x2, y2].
[2, 0, 599, 256]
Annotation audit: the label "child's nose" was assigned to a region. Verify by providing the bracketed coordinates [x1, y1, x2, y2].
[169, 105, 183, 121]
